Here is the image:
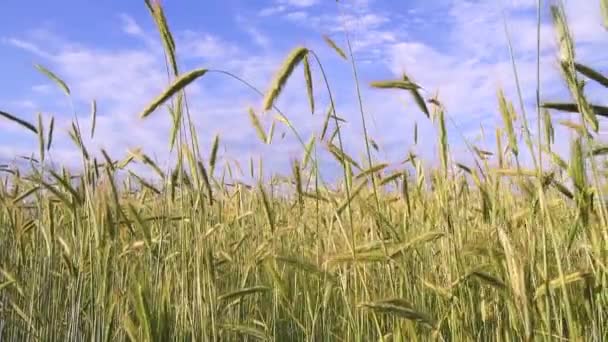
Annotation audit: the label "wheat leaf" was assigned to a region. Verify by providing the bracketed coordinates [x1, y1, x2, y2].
[0, 110, 37, 133]
[574, 62, 608, 88]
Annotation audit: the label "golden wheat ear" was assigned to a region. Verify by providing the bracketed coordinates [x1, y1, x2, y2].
[263, 46, 308, 111]
[139, 68, 208, 118]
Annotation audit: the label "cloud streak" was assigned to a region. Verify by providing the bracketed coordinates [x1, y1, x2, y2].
[1, 0, 606, 178]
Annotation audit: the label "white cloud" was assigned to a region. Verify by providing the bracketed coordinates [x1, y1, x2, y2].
[285, 11, 309, 22]
[258, 6, 287, 17]
[119, 13, 144, 37]
[3, 38, 52, 59]
[7, 100, 37, 110]
[4, 0, 607, 176]
[3, 22, 312, 177]
[280, 0, 319, 8]
[247, 27, 271, 48]
[178, 31, 241, 61]
[31, 84, 53, 96]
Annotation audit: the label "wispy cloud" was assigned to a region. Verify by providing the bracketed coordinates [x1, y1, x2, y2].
[3, 38, 53, 59]
[280, 0, 320, 7]
[178, 31, 241, 61]
[2, 0, 606, 176]
[258, 6, 287, 17]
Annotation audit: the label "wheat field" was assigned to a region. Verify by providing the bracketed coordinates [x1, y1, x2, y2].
[1, 1, 608, 341]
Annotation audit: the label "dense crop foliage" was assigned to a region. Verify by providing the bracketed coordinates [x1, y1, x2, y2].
[1, 1, 608, 341]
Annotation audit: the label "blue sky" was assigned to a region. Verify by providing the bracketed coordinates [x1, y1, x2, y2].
[1, 0, 607, 179]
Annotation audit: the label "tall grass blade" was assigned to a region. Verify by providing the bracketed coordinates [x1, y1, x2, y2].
[574, 62, 608, 88]
[0, 110, 37, 134]
[541, 102, 608, 117]
[533, 270, 592, 300]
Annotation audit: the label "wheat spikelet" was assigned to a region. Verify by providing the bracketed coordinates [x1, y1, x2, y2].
[435, 102, 448, 174]
[379, 171, 403, 186]
[129, 171, 161, 195]
[533, 270, 592, 300]
[90, 100, 97, 138]
[49, 169, 83, 205]
[469, 271, 507, 290]
[140, 68, 207, 118]
[551, 5, 598, 131]
[198, 161, 213, 205]
[275, 255, 336, 281]
[370, 80, 419, 90]
[68, 122, 90, 160]
[292, 159, 303, 210]
[220, 324, 268, 341]
[388, 231, 445, 258]
[335, 179, 367, 215]
[262, 46, 308, 111]
[36, 113, 45, 162]
[11, 185, 40, 204]
[217, 286, 270, 303]
[497, 227, 532, 338]
[209, 134, 220, 174]
[354, 163, 388, 181]
[258, 183, 275, 232]
[322, 34, 347, 60]
[145, 0, 178, 76]
[498, 89, 518, 156]
[326, 142, 361, 170]
[248, 107, 268, 143]
[420, 278, 454, 300]
[302, 135, 315, 168]
[266, 120, 275, 144]
[168, 92, 183, 150]
[303, 54, 315, 114]
[358, 298, 435, 328]
[34, 64, 70, 96]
